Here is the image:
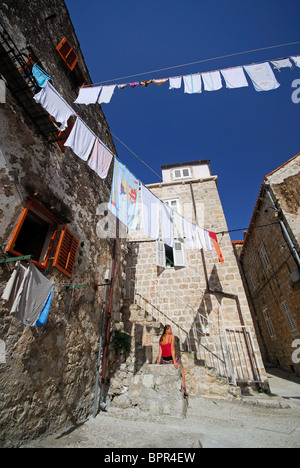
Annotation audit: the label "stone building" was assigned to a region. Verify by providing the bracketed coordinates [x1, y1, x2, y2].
[238, 154, 300, 377]
[125, 160, 268, 389]
[0, 0, 123, 447]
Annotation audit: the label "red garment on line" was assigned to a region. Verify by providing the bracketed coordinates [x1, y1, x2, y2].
[160, 335, 172, 357]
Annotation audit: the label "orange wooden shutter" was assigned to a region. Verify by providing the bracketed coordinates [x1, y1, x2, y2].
[53, 225, 79, 278]
[56, 38, 78, 71]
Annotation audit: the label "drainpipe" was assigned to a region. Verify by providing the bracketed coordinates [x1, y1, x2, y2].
[99, 218, 119, 411]
[265, 185, 300, 270]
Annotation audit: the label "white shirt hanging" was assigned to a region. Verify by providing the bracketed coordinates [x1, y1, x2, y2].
[34, 82, 75, 131]
[64, 117, 96, 161]
[98, 85, 116, 104]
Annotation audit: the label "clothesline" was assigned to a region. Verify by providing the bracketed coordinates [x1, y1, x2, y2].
[83, 41, 300, 86]
[74, 54, 300, 105]
[33, 82, 223, 262]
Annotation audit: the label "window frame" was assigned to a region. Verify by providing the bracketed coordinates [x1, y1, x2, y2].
[263, 308, 276, 338]
[6, 198, 60, 270]
[172, 167, 192, 181]
[281, 300, 297, 333]
[56, 38, 78, 71]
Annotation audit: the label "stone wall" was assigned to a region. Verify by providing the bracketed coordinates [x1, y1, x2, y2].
[0, 0, 123, 447]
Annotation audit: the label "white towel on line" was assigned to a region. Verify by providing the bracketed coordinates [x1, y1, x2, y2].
[98, 85, 116, 104]
[244, 62, 280, 92]
[74, 86, 102, 104]
[64, 117, 96, 161]
[271, 59, 293, 70]
[220, 67, 249, 89]
[183, 218, 194, 249]
[202, 71, 222, 91]
[169, 76, 182, 89]
[183, 74, 202, 94]
[291, 56, 300, 68]
[88, 138, 113, 179]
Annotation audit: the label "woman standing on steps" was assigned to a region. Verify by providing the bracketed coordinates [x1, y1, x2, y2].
[157, 325, 188, 397]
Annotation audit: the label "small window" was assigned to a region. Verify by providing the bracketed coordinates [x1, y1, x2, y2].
[263, 308, 276, 338]
[6, 199, 59, 270]
[156, 241, 185, 268]
[173, 168, 191, 181]
[260, 246, 271, 270]
[56, 38, 78, 71]
[53, 225, 79, 279]
[281, 300, 297, 333]
[164, 198, 180, 213]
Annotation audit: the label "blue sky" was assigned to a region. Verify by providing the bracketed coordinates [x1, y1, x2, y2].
[65, 0, 300, 240]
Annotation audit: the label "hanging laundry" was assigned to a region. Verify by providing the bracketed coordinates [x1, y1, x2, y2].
[98, 85, 116, 104]
[160, 201, 174, 248]
[202, 71, 222, 91]
[197, 227, 207, 251]
[243, 62, 280, 92]
[34, 286, 54, 327]
[183, 74, 202, 94]
[141, 184, 160, 241]
[204, 230, 213, 251]
[2, 262, 54, 326]
[34, 82, 75, 131]
[220, 67, 249, 89]
[118, 84, 128, 90]
[209, 232, 224, 264]
[88, 138, 113, 179]
[32, 64, 51, 88]
[169, 76, 182, 90]
[271, 59, 293, 70]
[74, 86, 102, 104]
[64, 117, 96, 161]
[140, 80, 152, 87]
[152, 78, 168, 86]
[291, 56, 300, 68]
[183, 218, 194, 249]
[173, 211, 184, 239]
[108, 158, 140, 230]
[192, 224, 202, 251]
[129, 82, 139, 89]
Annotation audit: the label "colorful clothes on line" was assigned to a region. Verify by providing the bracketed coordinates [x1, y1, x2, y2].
[108, 158, 140, 230]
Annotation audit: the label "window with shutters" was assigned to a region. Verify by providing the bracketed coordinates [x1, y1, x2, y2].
[6, 198, 60, 270]
[156, 241, 185, 268]
[52, 225, 79, 279]
[56, 38, 78, 71]
[263, 308, 276, 338]
[172, 168, 191, 181]
[260, 246, 271, 270]
[281, 300, 297, 333]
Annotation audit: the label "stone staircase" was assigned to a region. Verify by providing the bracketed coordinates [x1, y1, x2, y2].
[106, 303, 241, 414]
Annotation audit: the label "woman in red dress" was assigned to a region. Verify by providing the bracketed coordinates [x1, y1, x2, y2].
[157, 325, 188, 397]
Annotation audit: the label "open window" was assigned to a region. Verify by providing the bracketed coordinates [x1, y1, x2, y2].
[156, 241, 185, 268]
[56, 38, 78, 71]
[6, 199, 79, 278]
[6, 199, 59, 270]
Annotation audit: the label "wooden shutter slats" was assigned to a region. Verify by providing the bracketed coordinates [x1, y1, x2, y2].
[56, 38, 78, 71]
[53, 225, 79, 278]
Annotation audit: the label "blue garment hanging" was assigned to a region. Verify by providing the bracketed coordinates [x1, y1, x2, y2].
[34, 285, 54, 327]
[32, 64, 51, 88]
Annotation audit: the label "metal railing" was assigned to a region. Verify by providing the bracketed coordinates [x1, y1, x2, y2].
[125, 266, 263, 385]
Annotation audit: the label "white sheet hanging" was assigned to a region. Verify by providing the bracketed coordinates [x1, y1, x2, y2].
[88, 138, 113, 179]
[169, 76, 182, 89]
[243, 62, 280, 92]
[183, 218, 194, 249]
[202, 71, 222, 91]
[141, 185, 160, 241]
[74, 86, 102, 104]
[34, 82, 75, 131]
[160, 201, 174, 248]
[183, 74, 202, 94]
[173, 211, 184, 239]
[220, 67, 249, 89]
[98, 85, 116, 104]
[64, 117, 96, 161]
